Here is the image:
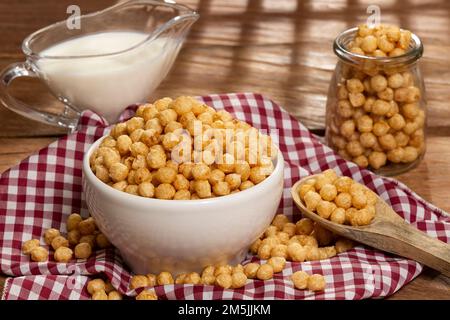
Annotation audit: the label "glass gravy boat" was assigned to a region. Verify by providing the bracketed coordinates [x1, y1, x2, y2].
[0, 0, 199, 130]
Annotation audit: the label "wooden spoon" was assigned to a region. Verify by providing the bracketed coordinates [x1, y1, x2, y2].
[291, 175, 450, 277]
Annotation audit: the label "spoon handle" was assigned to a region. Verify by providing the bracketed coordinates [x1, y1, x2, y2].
[375, 220, 450, 277]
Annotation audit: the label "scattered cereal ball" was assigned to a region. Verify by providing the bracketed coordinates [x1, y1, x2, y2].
[184, 272, 201, 285]
[307, 274, 326, 291]
[201, 274, 216, 285]
[330, 207, 346, 224]
[231, 272, 248, 289]
[306, 247, 321, 261]
[243, 263, 260, 279]
[157, 271, 174, 285]
[104, 282, 114, 294]
[54, 246, 73, 263]
[87, 279, 106, 295]
[96, 233, 111, 249]
[256, 264, 274, 280]
[155, 183, 176, 200]
[214, 265, 232, 277]
[79, 234, 96, 248]
[265, 225, 278, 237]
[147, 274, 157, 287]
[108, 291, 123, 300]
[287, 242, 307, 262]
[353, 155, 368, 168]
[51, 236, 69, 250]
[215, 273, 232, 289]
[304, 191, 321, 211]
[335, 238, 355, 253]
[30, 246, 48, 262]
[271, 214, 289, 231]
[91, 290, 108, 300]
[368, 151, 387, 169]
[271, 244, 288, 258]
[78, 217, 96, 236]
[267, 257, 286, 273]
[313, 224, 334, 246]
[74, 242, 92, 259]
[67, 229, 81, 246]
[250, 239, 261, 254]
[295, 218, 314, 235]
[22, 239, 40, 255]
[291, 271, 310, 290]
[257, 244, 272, 260]
[233, 264, 244, 274]
[175, 273, 187, 284]
[67, 213, 82, 232]
[136, 289, 158, 300]
[282, 223, 296, 237]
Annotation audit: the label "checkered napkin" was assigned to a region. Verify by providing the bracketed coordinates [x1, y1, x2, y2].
[1, 93, 449, 300]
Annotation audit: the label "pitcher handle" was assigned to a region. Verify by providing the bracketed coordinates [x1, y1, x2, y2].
[0, 62, 81, 131]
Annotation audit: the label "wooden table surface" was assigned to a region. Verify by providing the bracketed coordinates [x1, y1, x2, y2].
[0, 0, 449, 299]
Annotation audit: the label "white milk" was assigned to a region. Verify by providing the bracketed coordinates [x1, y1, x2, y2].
[37, 31, 179, 122]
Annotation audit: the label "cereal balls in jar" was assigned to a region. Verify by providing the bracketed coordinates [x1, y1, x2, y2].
[325, 24, 426, 175]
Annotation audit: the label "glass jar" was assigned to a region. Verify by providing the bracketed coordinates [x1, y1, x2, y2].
[325, 27, 426, 176]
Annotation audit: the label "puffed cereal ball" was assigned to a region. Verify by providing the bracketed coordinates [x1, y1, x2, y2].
[74, 242, 92, 259]
[215, 273, 232, 289]
[155, 183, 176, 200]
[147, 146, 166, 169]
[295, 218, 314, 235]
[356, 115, 373, 133]
[156, 167, 177, 184]
[30, 246, 48, 262]
[108, 291, 123, 300]
[307, 274, 326, 291]
[316, 200, 336, 219]
[51, 236, 69, 250]
[401, 103, 419, 119]
[265, 225, 278, 237]
[54, 246, 73, 263]
[116, 135, 132, 156]
[231, 272, 248, 289]
[361, 35, 377, 53]
[95, 165, 110, 183]
[257, 244, 272, 260]
[378, 134, 397, 151]
[337, 100, 353, 118]
[201, 274, 216, 285]
[243, 263, 260, 279]
[388, 73, 404, 89]
[136, 289, 158, 300]
[306, 247, 321, 261]
[402, 146, 419, 163]
[333, 176, 353, 193]
[335, 238, 355, 253]
[157, 271, 174, 285]
[90, 290, 108, 300]
[313, 224, 334, 246]
[184, 272, 201, 285]
[249, 167, 266, 184]
[267, 257, 286, 273]
[194, 180, 212, 198]
[349, 93, 365, 107]
[303, 191, 321, 211]
[370, 75, 387, 92]
[174, 189, 191, 200]
[44, 228, 60, 245]
[87, 278, 106, 295]
[78, 217, 96, 236]
[346, 141, 364, 157]
[395, 132, 409, 147]
[372, 99, 390, 116]
[22, 239, 40, 255]
[96, 233, 111, 249]
[340, 120, 355, 138]
[134, 167, 151, 184]
[79, 234, 95, 248]
[368, 151, 387, 169]
[387, 148, 405, 163]
[314, 174, 332, 191]
[353, 155, 369, 168]
[67, 229, 81, 246]
[272, 243, 288, 258]
[281, 223, 295, 238]
[109, 162, 129, 182]
[67, 213, 82, 232]
[373, 121, 390, 137]
[225, 173, 242, 190]
[287, 242, 307, 262]
[256, 264, 274, 280]
[291, 271, 310, 290]
[334, 192, 352, 209]
[330, 207, 346, 224]
[346, 78, 364, 93]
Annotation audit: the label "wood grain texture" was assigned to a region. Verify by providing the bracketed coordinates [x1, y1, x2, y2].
[0, 0, 449, 299]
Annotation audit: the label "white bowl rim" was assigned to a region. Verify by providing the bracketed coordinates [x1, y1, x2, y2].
[83, 134, 285, 207]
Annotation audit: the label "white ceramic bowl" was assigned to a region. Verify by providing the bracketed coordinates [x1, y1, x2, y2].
[82, 136, 284, 275]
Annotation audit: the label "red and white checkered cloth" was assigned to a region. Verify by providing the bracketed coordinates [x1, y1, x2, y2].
[1, 93, 449, 300]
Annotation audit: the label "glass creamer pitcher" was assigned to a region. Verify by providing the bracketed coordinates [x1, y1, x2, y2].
[0, 0, 199, 130]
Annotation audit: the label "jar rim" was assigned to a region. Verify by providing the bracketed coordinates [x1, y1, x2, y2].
[333, 27, 423, 65]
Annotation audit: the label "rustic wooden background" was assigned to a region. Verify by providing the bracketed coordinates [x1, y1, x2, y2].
[0, 0, 449, 299]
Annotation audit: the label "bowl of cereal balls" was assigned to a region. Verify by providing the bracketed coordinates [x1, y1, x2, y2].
[82, 96, 284, 275]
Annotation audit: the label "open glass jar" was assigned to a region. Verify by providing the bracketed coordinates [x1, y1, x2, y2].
[325, 27, 426, 176]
